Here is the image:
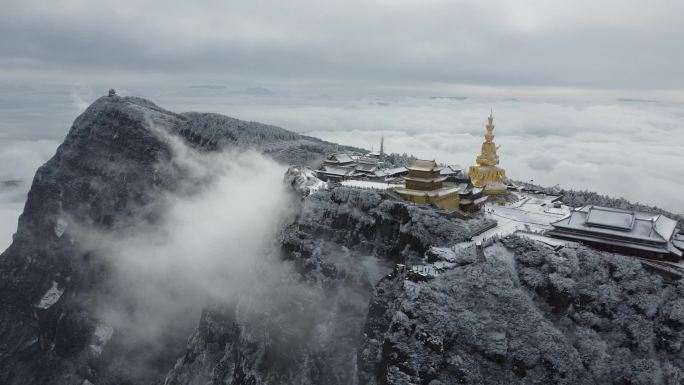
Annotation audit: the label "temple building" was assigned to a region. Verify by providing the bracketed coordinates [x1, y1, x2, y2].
[468, 113, 507, 195]
[548, 205, 683, 261]
[395, 159, 460, 209]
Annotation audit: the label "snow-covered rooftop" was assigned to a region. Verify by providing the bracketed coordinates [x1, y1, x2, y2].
[553, 205, 678, 243]
[586, 206, 635, 230]
[374, 167, 408, 177]
[440, 165, 463, 175]
[355, 163, 378, 172]
[408, 159, 442, 172]
[319, 165, 355, 177]
[325, 153, 354, 164]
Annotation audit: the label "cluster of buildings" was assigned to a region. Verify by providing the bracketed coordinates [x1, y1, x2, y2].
[317, 113, 506, 212]
[317, 147, 467, 186]
[314, 113, 683, 262]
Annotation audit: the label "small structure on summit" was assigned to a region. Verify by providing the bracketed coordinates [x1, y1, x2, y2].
[366, 136, 385, 161]
[395, 159, 460, 209]
[108, 88, 117, 97]
[468, 113, 507, 195]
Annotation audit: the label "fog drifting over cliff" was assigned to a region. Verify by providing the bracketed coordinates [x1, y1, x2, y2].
[69, 133, 310, 378]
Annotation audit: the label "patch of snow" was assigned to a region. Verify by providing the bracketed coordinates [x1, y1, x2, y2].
[286, 166, 329, 196]
[517, 232, 579, 248]
[403, 280, 423, 299]
[35, 281, 64, 309]
[474, 193, 571, 242]
[485, 242, 515, 267]
[299, 168, 328, 194]
[54, 217, 68, 238]
[90, 324, 114, 357]
[430, 246, 460, 262]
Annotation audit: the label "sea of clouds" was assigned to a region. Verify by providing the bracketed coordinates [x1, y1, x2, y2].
[1, 85, 683, 252]
[153, 90, 684, 215]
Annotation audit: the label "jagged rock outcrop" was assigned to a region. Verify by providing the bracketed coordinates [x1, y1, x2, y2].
[283, 186, 494, 263]
[283, 165, 328, 197]
[359, 236, 684, 385]
[0, 95, 360, 385]
[162, 174, 495, 385]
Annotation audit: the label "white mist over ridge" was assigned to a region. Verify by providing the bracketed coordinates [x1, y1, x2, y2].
[63, 127, 381, 381]
[68, 135, 305, 376]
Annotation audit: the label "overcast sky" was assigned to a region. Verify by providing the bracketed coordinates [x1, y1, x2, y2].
[1, 0, 684, 98]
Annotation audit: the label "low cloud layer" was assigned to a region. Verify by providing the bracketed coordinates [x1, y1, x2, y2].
[183, 96, 683, 213]
[1, 88, 682, 257]
[0, 139, 60, 249]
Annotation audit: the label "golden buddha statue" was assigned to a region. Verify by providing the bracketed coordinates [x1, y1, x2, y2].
[468, 112, 507, 195]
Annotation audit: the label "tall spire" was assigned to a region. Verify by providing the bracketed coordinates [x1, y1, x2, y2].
[379, 136, 385, 158]
[468, 112, 506, 194]
[485, 111, 495, 143]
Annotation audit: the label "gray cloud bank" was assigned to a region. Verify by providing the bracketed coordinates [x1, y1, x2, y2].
[1, 0, 684, 94]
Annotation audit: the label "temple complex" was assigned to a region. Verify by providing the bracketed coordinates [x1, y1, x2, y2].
[395, 159, 460, 209]
[468, 113, 507, 195]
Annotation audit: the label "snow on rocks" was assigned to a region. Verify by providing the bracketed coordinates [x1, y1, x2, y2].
[283, 165, 328, 196]
[54, 217, 68, 238]
[89, 324, 114, 357]
[360, 235, 684, 385]
[35, 281, 64, 309]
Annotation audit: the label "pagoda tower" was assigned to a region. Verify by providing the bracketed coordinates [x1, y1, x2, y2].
[395, 159, 460, 209]
[468, 112, 507, 195]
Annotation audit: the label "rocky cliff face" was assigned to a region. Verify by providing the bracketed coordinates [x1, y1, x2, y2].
[359, 237, 684, 385]
[2, 96, 683, 385]
[0, 96, 361, 385]
[162, 184, 495, 384]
